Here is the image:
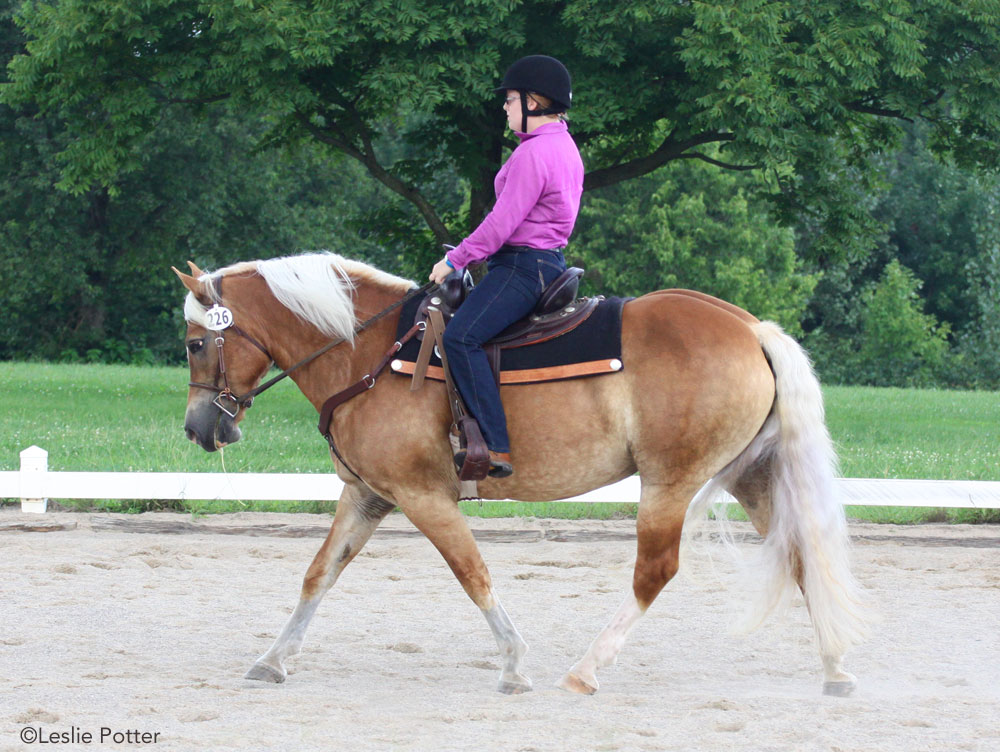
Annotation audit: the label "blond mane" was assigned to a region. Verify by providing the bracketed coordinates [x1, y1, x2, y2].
[183, 252, 414, 341]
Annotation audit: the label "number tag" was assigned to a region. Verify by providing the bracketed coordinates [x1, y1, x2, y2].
[205, 304, 233, 331]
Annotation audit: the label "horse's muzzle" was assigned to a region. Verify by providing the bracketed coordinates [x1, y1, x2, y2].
[185, 403, 242, 452]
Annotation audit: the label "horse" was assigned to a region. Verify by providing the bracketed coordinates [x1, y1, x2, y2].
[174, 251, 870, 696]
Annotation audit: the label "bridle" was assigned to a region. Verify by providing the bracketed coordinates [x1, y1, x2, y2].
[187, 320, 273, 418]
[187, 275, 436, 418]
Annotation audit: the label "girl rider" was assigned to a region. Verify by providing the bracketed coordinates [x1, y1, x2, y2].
[429, 55, 584, 478]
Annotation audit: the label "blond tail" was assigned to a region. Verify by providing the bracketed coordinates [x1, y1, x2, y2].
[687, 322, 871, 657]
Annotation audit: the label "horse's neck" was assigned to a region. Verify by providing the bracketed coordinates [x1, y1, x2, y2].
[272, 278, 405, 412]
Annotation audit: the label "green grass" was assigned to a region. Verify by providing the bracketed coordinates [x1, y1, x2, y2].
[0, 362, 335, 515]
[824, 385, 1000, 481]
[824, 385, 1000, 524]
[2, 362, 998, 522]
[0, 362, 329, 474]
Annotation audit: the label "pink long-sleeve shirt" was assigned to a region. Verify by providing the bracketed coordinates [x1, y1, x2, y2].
[446, 121, 584, 270]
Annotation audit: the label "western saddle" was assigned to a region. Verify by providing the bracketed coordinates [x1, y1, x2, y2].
[411, 267, 594, 481]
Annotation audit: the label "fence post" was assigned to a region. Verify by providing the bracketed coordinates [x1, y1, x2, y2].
[20, 445, 48, 513]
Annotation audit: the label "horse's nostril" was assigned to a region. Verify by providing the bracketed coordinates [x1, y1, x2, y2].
[185, 427, 197, 443]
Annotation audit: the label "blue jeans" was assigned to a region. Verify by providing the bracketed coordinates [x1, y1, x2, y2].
[443, 247, 567, 453]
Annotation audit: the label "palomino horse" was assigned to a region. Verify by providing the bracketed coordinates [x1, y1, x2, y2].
[175, 252, 869, 696]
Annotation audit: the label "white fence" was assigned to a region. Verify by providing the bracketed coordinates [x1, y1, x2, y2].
[3, 445, 1000, 513]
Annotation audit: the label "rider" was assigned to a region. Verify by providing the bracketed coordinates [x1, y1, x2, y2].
[429, 55, 584, 478]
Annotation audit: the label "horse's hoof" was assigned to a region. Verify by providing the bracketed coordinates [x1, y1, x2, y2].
[245, 661, 286, 684]
[557, 672, 598, 695]
[498, 676, 533, 695]
[823, 679, 856, 697]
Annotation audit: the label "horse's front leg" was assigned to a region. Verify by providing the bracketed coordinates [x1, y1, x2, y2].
[401, 491, 531, 694]
[245, 481, 394, 683]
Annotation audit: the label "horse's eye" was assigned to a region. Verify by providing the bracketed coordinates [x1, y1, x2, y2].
[187, 339, 205, 354]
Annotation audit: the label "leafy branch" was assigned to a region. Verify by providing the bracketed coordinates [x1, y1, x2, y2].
[298, 108, 454, 245]
[584, 131, 738, 191]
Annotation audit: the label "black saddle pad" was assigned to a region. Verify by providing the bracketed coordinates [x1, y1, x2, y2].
[391, 293, 631, 385]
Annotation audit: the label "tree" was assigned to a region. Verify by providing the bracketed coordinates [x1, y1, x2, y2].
[571, 157, 816, 334]
[800, 121, 1000, 386]
[5, 0, 1000, 271]
[806, 260, 953, 387]
[0, 100, 404, 362]
[855, 260, 952, 387]
[959, 246, 1000, 387]
[874, 123, 1000, 333]
[2, 3, 411, 362]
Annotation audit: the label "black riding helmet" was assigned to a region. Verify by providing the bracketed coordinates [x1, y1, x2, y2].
[495, 55, 572, 133]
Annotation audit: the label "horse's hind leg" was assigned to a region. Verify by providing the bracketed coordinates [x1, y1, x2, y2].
[400, 494, 531, 694]
[245, 481, 394, 683]
[728, 454, 773, 538]
[559, 480, 689, 694]
[728, 458, 857, 696]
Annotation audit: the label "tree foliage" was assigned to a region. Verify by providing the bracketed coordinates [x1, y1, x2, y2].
[6, 0, 1000, 386]
[874, 124, 1000, 333]
[571, 158, 816, 334]
[802, 122, 1000, 387]
[1, 1, 405, 362]
[1, 100, 400, 362]
[5, 0, 1000, 264]
[863, 261, 952, 387]
[958, 246, 1000, 387]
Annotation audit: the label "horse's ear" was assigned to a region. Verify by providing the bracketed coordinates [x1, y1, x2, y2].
[186, 260, 204, 277]
[172, 266, 210, 303]
[172, 266, 199, 292]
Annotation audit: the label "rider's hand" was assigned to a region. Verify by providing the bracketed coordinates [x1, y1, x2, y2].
[429, 257, 454, 285]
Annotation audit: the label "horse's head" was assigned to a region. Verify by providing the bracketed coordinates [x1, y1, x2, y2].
[173, 262, 274, 452]
[174, 252, 414, 452]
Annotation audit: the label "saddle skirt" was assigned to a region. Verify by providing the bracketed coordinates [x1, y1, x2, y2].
[390, 283, 631, 386]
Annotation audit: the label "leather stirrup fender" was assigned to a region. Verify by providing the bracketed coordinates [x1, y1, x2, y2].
[427, 307, 490, 482]
[410, 312, 438, 391]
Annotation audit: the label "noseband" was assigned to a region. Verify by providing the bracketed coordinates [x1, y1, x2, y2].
[187, 274, 435, 418]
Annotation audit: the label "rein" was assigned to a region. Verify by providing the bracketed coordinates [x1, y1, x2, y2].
[188, 277, 436, 416]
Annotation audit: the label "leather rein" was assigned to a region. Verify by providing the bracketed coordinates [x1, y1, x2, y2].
[188, 276, 436, 418]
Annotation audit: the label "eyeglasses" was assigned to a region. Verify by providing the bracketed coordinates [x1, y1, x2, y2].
[503, 95, 519, 107]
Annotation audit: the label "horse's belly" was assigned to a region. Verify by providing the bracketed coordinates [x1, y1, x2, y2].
[478, 374, 635, 501]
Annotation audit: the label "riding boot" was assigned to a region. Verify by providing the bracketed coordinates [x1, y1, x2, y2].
[486, 451, 513, 478]
[453, 449, 514, 479]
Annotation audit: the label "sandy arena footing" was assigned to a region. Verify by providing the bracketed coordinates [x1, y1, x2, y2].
[1, 509, 998, 752]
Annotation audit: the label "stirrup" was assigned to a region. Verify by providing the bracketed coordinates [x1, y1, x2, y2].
[454, 416, 490, 480]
